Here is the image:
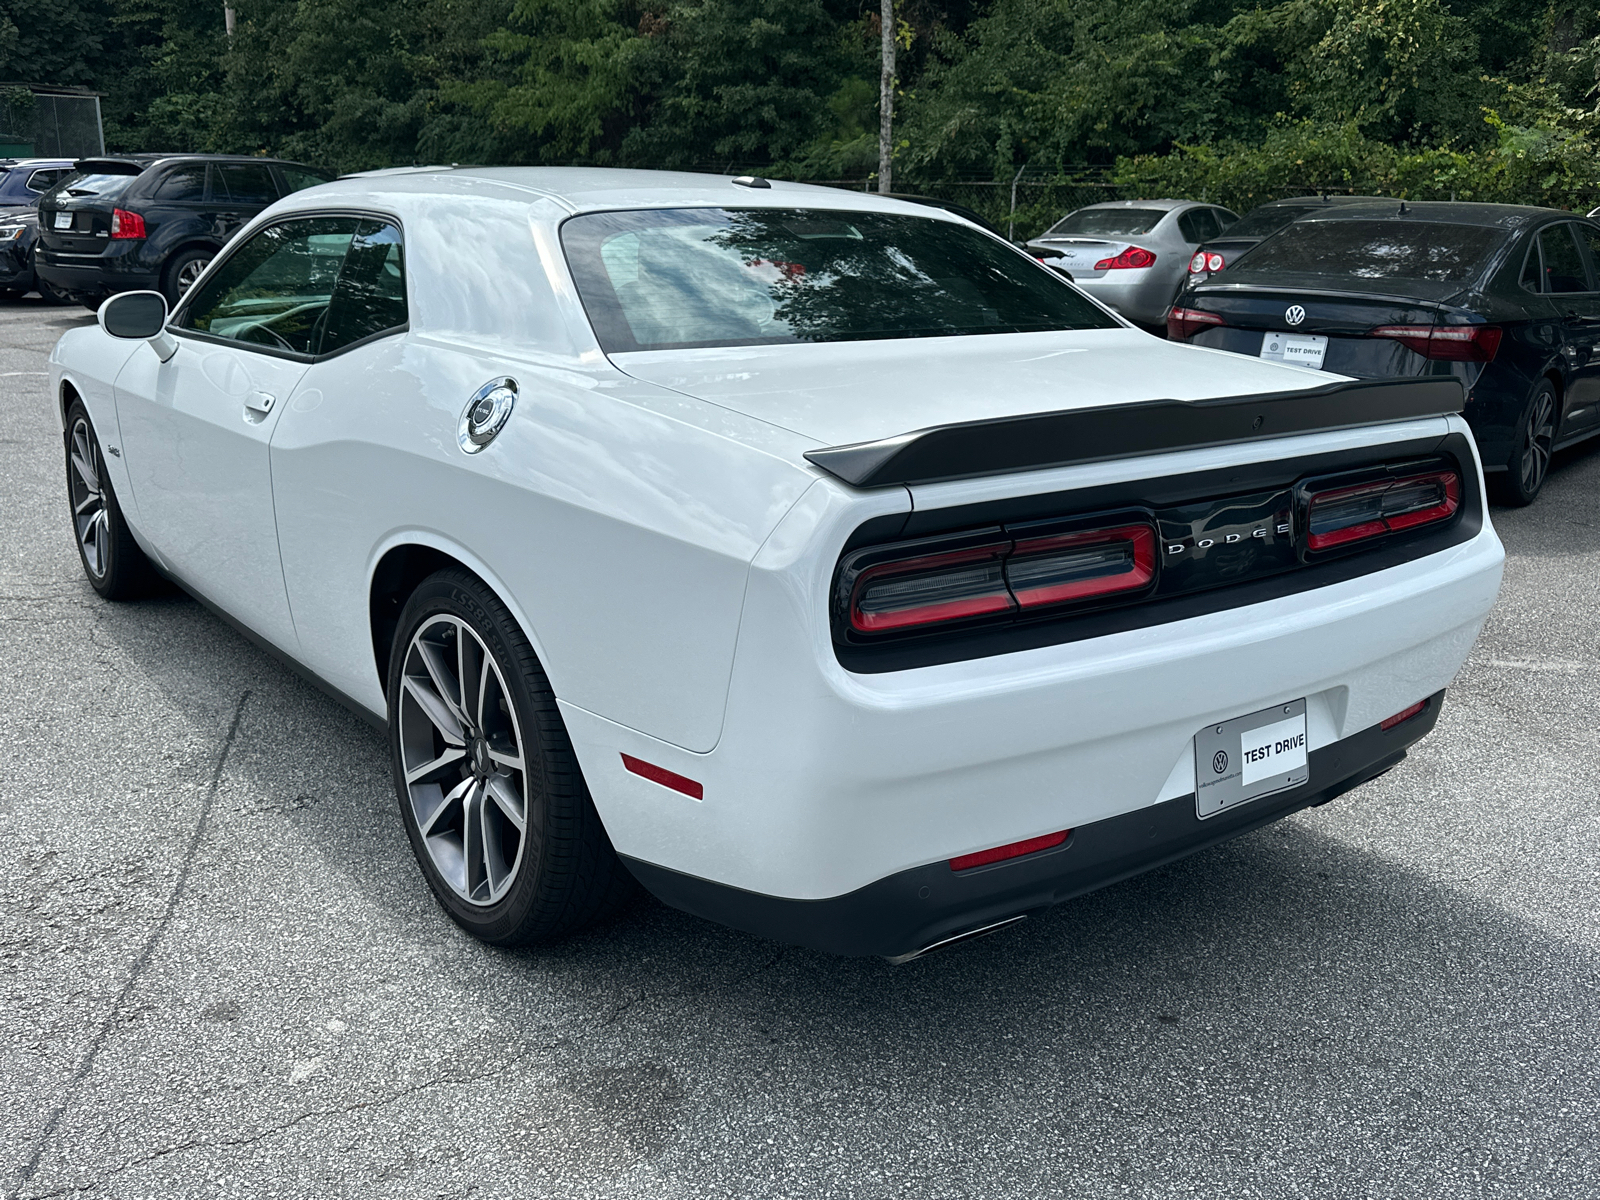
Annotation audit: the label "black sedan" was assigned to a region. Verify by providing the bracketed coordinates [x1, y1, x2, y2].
[1168, 201, 1600, 504]
[35, 153, 333, 308]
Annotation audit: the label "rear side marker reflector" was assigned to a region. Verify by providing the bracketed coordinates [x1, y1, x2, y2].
[621, 754, 703, 800]
[950, 830, 1070, 872]
[1305, 469, 1461, 551]
[1381, 699, 1429, 731]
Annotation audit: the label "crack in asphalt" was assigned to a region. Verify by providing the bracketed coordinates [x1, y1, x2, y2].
[6, 690, 251, 1200]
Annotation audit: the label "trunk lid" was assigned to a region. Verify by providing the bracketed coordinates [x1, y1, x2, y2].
[612, 327, 1337, 450]
[1024, 237, 1128, 281]
[38, 164, 144, 254]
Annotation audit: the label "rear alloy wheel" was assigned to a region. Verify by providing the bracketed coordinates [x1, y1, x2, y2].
[163, 249, 211, 306]
[389, 570, 635, 945]
[64, 401, 156, 599]
[1498, 381, 1557, 506]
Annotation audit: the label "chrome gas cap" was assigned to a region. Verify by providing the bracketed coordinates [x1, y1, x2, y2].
[458, 377, 518, 453]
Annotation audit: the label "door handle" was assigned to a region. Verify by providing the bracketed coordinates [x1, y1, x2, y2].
[245, 390, 275, 414]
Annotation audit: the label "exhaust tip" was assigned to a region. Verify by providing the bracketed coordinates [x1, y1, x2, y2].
[883, 914, 1028, 965]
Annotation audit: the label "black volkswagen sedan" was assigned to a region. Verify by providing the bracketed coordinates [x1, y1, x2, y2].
[35, 154, 332, 308]
[1169, 202, 1600, 504]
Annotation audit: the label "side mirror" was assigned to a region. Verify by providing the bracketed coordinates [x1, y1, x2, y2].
[98, 290, 178, 362]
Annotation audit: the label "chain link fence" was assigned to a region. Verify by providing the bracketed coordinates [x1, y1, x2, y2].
[0, 87, 104, 158]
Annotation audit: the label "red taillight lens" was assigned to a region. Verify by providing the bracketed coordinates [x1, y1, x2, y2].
[1006, 524, 1155, 607]
[1305, 470, 1461, 551]
[1205, 252, 1225, 272]
[1167, 306, 1225, 340]
[843, 520, 1158, 636]
[1370, 324, 1501, 362]
[1380, 699, 1429, 731]
[950, 829, 1070, 872]
[1189, 250, 1208, 274]
[849, 543, 1015, 633]
[1094, 246, 1156, 270]
[110, 208, 146, 239]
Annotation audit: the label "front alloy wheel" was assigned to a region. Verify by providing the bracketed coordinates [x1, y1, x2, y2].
[63, 401, 155, 599]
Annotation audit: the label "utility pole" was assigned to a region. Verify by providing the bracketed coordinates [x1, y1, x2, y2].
[224, 3, 236, 36]
[878, 0, 894, 194]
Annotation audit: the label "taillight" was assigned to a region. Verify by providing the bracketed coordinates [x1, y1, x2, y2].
[950, 830, 1070, 872]
[1006, 524, 1155, 607]
[1305, 469, 1461, 552]
[1380, 699, 1429, 731]
[1205, 252, 1225, 272]
[1094, 246, 1156, 270]
[840, 519, 1158, 636]
[110, 209, 146, 239]
[1369, 324, 1501, 362]
[1167, 306, 1225, 340]
[848, 541, 1014, 634]
[1189, 250, 1208, 274]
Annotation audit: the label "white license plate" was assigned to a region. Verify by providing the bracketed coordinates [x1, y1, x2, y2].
[1193, 699, 1309, 819]
[1259, 331, 1327, 370]
[53, 211, 73, 230]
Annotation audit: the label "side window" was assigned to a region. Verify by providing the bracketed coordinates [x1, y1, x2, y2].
[1177, 210, 1209, 243]
[1519, 239, 1543, 294]
[1539, 224, 1589, 294]
[179, 216, 361, 355]
[215, 163, 278, 205]
[1579, 225, 1600, 289]
[25, 168, 63, 193]
[320, 220, 408, 353]
[280, 166, 333, 194]
[1212, 207, 1238, 233]
[149, 165, 208, 203]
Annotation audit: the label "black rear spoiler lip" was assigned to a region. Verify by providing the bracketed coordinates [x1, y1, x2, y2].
[802, 376, 1465, 489]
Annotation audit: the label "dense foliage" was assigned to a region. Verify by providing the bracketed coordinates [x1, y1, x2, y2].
[4, 0, 1600, 230]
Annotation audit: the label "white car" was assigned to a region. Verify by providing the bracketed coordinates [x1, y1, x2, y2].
[49, 169, 1504, 961]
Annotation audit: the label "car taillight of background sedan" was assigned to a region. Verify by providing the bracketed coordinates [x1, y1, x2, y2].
[1095, 246, 1157, 270]
[1369, 324, 1502, 362]
[1167, 306, 1225, 339]
[1188, 251, 1226, 274]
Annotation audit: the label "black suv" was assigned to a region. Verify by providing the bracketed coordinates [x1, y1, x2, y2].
[36, 154, 333, 308]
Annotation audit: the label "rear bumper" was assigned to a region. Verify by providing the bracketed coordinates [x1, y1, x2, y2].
[1068, 268, 1181, 325]
[625, 691, 1443, 958]
[35, 243, 158, 296]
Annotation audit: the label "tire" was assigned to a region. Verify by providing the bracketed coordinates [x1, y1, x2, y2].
[80, 295, 105, 313]
[161, 248, 212, 306]
[35, 276, 71, 305]
[1494, 380, 1557, 506]
[388, 569, 636, 945]
[64, 401, 158, 600]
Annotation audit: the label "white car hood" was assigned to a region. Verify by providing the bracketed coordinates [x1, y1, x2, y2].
[611, 327, 1339, 449]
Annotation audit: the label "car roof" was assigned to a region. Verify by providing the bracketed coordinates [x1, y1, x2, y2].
[268, 166, 1004, 222]
[1250, 195, 1389, 208]
[0, 158, 75, 169]
[72, 154, 321, 171]
[1067, 198, 1207, 212]
[1290, 199, 1578, 228]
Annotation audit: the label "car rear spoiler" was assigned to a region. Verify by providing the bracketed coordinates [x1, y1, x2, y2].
[802, 376, 1464, 488]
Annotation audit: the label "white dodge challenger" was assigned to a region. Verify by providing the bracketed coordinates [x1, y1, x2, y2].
[49, 169, 1504, 961]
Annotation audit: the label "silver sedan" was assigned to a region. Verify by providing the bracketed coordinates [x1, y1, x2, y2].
[1028, 199, 1237, 326]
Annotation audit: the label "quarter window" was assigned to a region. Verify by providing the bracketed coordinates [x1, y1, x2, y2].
[1538, 225, 1590, 294]
[180, 217, 360, 355]
[280, 166, 333, 194]
[320, 220, 408, 353]
[150, 165, 208, 203]
[1519, 240, 1542, 293]
[1178, 208, 1220, 243]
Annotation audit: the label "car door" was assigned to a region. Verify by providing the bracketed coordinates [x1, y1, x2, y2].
[1561, 221, 1600, 434]
[112, 215, 363, 653]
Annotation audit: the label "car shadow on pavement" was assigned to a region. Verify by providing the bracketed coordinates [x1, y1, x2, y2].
[59, 575, 1600, 1196]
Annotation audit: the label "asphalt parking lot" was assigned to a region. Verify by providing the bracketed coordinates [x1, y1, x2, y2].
[2, 300, 1598, 1200]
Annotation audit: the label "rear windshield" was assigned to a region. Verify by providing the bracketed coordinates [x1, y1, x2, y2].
[1239, 219, 1503, 282]
[1226, 205, 1322, 240]
[51, 168, 141, 201]
[562, 207, 1118, 352]
[1043, 208, 1167, 238]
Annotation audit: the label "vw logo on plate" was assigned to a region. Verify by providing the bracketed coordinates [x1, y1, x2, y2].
[1284, 304, 1306, 326]
[1212, 750, 1229, 774]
